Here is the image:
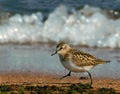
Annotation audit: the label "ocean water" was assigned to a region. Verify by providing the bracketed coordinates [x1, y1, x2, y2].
[0, 0, 120, 78]
[0, 0, 120, 48]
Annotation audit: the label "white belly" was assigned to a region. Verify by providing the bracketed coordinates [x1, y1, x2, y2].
[61, 61, 93, 73]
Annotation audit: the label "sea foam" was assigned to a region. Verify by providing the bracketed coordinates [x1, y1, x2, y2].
[0, 5, 120, 48]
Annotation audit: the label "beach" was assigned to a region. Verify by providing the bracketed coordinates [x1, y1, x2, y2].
[0, 72, 120, 93]
[0, 0, 120, 93]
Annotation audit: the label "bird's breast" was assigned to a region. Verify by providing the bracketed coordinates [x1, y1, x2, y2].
[60, 60, 91, 72]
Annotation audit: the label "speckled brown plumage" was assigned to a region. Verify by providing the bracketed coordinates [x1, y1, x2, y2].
[56, 42, 107, 67]
[68, 49, 107, 66]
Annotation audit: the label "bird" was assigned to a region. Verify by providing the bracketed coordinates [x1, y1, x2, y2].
[51, 42, 110, 85]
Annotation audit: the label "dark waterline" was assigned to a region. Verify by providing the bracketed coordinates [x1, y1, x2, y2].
[0, 0, 120, 14]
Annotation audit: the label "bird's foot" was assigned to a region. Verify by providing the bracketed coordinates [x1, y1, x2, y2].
[79, 76, 89, 80]
[60, 71, 71, 80]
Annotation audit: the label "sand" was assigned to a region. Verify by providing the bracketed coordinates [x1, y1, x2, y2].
[0, 72, 120, 93]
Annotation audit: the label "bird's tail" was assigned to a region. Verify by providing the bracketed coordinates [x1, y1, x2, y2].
[95, 59, 111, 64]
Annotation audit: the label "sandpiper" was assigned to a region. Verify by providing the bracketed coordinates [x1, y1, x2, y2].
[51, 42, 110, 85]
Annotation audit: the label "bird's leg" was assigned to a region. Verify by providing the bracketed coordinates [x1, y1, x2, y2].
[86, 71, 93, 85]
[60, 71, 71, 79]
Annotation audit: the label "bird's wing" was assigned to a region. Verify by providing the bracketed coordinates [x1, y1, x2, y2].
[71, 50, 105, 66]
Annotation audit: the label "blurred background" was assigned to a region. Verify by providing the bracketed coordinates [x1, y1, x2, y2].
[0, 0, 120, 79]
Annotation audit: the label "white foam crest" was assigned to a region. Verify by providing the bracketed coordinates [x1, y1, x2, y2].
[0, 12, 43, 43]
[43, 5, 120, 48]
[0, 5, 120, 48]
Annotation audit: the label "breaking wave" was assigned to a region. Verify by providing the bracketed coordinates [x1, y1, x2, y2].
[0, 5, 120, 48]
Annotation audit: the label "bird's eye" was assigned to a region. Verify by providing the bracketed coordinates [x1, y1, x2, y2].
[59, 47, 63, 50]
[57, 47, 62, 51]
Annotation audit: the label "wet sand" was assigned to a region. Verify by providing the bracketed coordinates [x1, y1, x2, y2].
[0, 44, 120, 78]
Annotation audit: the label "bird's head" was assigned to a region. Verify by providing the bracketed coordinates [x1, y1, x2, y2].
[51, 42, 71, 56]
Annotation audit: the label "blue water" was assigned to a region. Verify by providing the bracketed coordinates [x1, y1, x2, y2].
[0, 0, 120, 14]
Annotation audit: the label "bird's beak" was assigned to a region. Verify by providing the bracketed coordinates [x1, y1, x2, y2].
[51, 51, 57, 56]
